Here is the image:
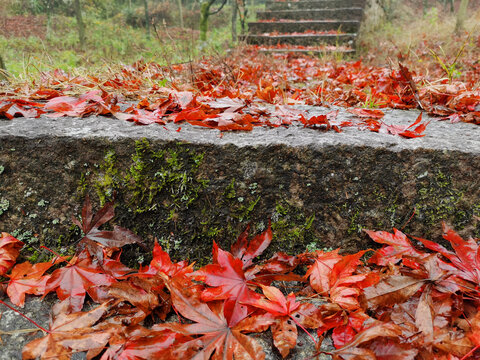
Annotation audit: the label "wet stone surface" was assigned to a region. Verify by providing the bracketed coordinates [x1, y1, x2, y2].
[0, 106, 479, 358]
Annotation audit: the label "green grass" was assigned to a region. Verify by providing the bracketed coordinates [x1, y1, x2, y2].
[1, 11, 234, 78]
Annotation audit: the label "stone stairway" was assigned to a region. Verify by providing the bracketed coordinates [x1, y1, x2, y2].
[245, 0, 367, 54]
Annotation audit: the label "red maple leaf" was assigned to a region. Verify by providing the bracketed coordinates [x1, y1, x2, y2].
[6, 261, 53, 307]
[44, 90, 116, 117]
[100, 325, 187, 360]
[22, 300, 116, 360]
[379, 112, 429, 138]
[44, 250, 115, 313]
[193, 242, 262, 325]
[365, 228, 426, 266]
[0, 99, 44, 119]
[159, 277, 268, 359]
[230, 222, 272, 269]
[306, 250, 378, 310]
[247, 285, 323, 358]
[415, 222, 480, 287]
[0, 233, 24, 276]
[73, 195, 145, 262]
[347, 108, 385, 119]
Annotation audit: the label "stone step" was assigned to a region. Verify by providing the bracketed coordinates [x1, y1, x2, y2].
[265, 0, 366, 11]
[256, 8, 364, 21]
[257, 46, 355, 54]
[248, 20, 361, 34]
[243, 33, 357, 46]
[1, 109, 480, 267]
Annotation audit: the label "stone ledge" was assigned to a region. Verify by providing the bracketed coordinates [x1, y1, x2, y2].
[1, 107, 479, 265]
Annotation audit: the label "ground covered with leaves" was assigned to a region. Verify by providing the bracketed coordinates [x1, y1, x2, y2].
[1, 197, 480, 359]
[0, 41, 479, 136]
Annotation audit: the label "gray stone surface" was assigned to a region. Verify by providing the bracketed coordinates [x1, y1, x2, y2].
[0, 295, 54, 360]
[0, 107, 478, 154]
[265, 0, 366, 10]
[242, 33, 357, 46]
[0, 107, 479, 359]
[1, 106, 480, 265]
[256, 8, 365, 21]
[248, 20, 361, 35]
[0, 293, 331, 359]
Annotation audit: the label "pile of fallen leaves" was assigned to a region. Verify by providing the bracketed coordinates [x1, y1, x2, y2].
[0, 48, 478, 134]
[2, 197, 480, 359]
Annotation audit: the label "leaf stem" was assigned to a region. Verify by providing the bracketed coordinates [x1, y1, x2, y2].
[40, 245, 63, 259]
[0, 299, 50, 334]
[289, 315, 317, 346]
[460, 344, 480, 360]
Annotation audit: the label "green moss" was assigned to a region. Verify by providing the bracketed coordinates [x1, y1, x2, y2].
[347, 209, 362, 235]
[415, 170, 464, 227]
[271, 200, 318, 254]
[223, 178, 236, 199]
[81, 139, 208, 218]
[0, 197, 9, 216]
[94, 150, 121, 206]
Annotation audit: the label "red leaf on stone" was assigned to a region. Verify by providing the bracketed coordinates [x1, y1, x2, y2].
[193, 242, 262, 324]
[22, 300, 115, 360]
[365, 228, 426, 266]
[415, 222, 480, 285]
[44, 90, 113, 117]
[379, 113, 429, 138]
[73, 196, 144, 262]
[6, 261, 53, 307]
[247, 285, 323, 358]
[0, 233, 24, 276]
[230, 221, 272, 269]
[347, 108, 385, 119]
[44, 251, 115, 313]
[159, 277, 266, 359]
[0, 99, 44, 119]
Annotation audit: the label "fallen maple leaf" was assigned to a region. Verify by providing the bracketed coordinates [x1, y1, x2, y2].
[0, 99, 44, 119]
[247, 285, 323, 358]
[415, 222, 480, 288]
[363, 274, 424, 309]
[22, 300, 116, 360]
[0, 233, 24, 276]
[307, 250, 378, 310]
[100, 325, 186, 360]
[160, 277, 267, 359]
[193, 241, 263, 325]
[331, 321, 403, 360]
[347, 108, 385, 119]
[6, 261, 53, 307]
[44, 90, 118, 118]
[379, 112, 429, 138]
[230, 222, 272, 269]
[365, 228, 426, 266]
[44, 250, 116, 313]
[73, 195, 145, 262]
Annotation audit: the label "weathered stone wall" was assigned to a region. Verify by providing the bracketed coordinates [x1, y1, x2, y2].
[1, 109, 479, 265]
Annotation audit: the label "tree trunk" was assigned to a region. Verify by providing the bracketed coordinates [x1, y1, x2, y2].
[177, 0, 184, 28]
[443, 0, 454, 12]
[200, 0, 216, 41]
[236, 0, 247, 34]
[46, 0, 52, 37]
[143, 0, 150, 39]
[200, 2, 209, 41]
[0, 55, 7, 81]
[73, 0, 86, 47]
[231, 0, 238, 42]
[455, 0, 469, 33]
[423, 0, 428, 15]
